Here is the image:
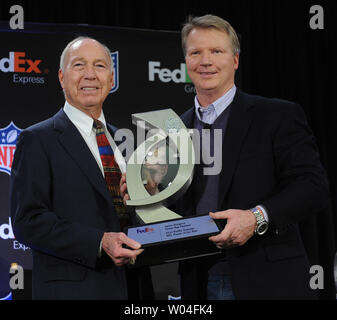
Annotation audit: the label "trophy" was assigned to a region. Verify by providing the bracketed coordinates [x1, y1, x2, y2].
[125, 109, 221, 267]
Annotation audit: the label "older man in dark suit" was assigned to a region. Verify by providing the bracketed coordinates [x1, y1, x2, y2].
[10, 37, 148, 299]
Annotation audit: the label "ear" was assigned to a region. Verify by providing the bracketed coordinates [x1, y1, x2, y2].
[110, 71, 114, 90]
[234, 54, 239, 70]
[58, 69, 64, 89]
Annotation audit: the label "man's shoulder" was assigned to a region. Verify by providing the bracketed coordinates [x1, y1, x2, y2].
[238, 91, 297, 108]
[240, 91, 303, 116]
[20, 109, 66, 142]
[241, 90, 300, 112]
[26, 117, 53, 132]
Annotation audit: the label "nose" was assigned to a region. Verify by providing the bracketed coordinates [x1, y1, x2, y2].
[200, 52, 212, 66]
[83, 65, 97, 80]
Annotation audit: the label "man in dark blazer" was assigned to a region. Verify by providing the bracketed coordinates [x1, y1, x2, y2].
[175, 15, 330, 299]
[10, 37, 148, 299]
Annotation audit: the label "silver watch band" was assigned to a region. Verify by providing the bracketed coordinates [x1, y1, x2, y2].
[250, 207, 269, 235]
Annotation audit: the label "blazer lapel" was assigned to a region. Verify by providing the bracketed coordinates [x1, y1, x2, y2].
[180, 107, 195, 128]
[106, 123, 118, 142]
[53, 109, 113, 204]
[217, 90, 254, 209]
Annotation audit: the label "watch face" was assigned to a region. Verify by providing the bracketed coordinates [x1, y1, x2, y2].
[257, 222, 269, 235]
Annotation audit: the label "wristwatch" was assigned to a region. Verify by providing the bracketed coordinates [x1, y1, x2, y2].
[250, 207, 269, 235]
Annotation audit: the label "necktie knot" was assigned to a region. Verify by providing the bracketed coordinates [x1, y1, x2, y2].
[93, 119, 103, 130]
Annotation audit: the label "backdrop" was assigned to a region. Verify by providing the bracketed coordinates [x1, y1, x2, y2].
[0, 0, 336, 300]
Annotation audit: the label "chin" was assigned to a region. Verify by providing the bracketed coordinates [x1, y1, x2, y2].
[81, 99, 101, 107]
[199, 85, 218, 92]
[197, 81, 218, 89]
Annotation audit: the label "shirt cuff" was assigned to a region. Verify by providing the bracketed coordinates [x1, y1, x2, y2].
[257, 205, 269, 222]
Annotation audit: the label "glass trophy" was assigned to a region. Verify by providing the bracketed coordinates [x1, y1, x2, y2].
[125, 109, 221, 267]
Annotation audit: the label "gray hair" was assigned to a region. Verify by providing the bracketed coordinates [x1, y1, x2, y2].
[59, 36, 113, 72]
[181, 14, 240, 57]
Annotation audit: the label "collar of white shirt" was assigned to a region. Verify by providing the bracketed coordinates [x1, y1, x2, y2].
[63, 101, 107, 135]
[62, 101, 126, 173]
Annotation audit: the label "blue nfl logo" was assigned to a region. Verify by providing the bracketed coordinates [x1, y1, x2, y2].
[0, 122, 23, 175]
[110, 51, 119, 94]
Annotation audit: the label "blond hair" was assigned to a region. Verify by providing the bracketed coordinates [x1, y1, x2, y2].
[181, 14, 240, 57]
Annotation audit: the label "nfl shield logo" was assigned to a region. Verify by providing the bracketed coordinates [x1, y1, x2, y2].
[0, 122, 23, 175]
[110, 51, 119, 94]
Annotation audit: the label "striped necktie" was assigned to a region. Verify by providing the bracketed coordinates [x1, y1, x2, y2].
[93, 119, 130, 229]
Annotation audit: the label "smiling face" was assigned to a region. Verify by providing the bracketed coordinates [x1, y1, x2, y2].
[185, 27, 239, 106]
[58, 39, 113, 118]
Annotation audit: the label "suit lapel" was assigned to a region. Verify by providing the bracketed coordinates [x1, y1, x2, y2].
[53, 109, 113, 204]
[218, 90, 254, 209]
[106, 123, 118, 143]
[180, 107, 195, 128]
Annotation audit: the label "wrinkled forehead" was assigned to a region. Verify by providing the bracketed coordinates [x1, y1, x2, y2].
[65, 39, 111, 64]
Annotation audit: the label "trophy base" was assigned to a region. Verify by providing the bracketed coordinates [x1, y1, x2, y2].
[130, 236, 221, 267]
[125, 214, 222, 267]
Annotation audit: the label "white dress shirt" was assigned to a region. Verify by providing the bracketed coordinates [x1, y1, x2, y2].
[63, 101, 126, 175]
[63, 101, 126, 257]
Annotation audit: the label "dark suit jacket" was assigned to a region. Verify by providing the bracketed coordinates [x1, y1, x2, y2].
[0, 257, 11, 299]
[10, 109, 150, 300]
[177, 89, 330, 300]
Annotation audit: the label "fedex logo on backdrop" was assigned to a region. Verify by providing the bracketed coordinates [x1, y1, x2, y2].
[0, 122, 22, 175]
[0, 217, 30, 251]
[0, 52, 42, 73]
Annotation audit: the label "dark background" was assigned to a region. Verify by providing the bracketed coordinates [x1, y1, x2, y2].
[0, 0, 336, 299]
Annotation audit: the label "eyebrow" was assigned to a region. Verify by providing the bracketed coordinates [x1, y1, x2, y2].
[93, 59, 108, 65]
[71, 57, 108, 65]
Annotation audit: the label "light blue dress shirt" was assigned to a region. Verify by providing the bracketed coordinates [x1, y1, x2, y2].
[195, 85, 237, 124]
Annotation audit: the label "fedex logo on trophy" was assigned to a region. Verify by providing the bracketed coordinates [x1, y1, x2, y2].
[0, 122, 22, 175]
[136, 227, 155, 234]
[0, 52, 42, 73]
